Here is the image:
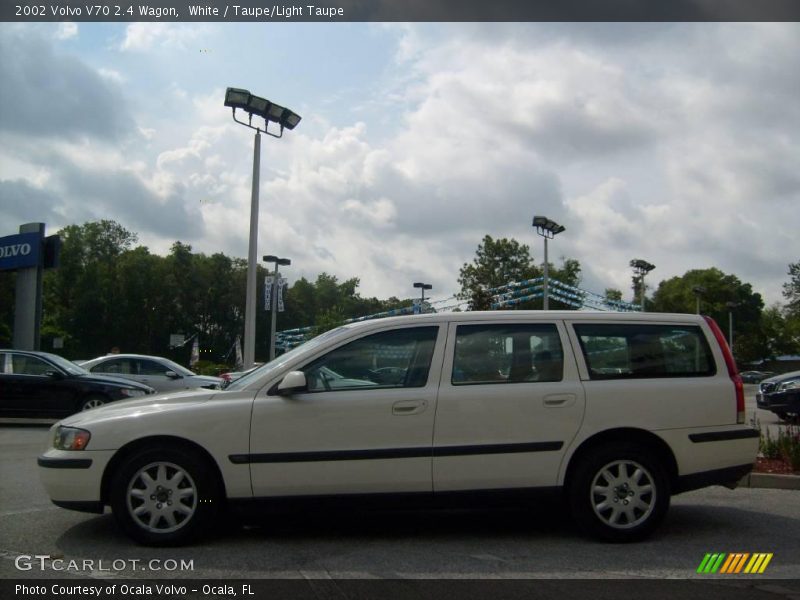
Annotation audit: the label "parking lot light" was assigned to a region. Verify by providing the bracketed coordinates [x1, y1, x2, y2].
[225, 87, 300, 369]
[264, 255, 291, 361]
[630, 259, 656, 311]
[533, 216, 566, 310]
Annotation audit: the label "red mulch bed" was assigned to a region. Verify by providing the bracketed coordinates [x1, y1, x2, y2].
[753, 457, 800, 475]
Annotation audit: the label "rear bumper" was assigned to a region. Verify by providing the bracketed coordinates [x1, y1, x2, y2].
[675, 463, 754, 494]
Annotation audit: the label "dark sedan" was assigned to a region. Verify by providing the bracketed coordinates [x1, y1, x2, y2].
[757, 370, 800, 422]
[0, 349, 156, 418]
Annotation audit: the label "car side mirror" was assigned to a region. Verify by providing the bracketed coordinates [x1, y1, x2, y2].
[44, 370, 64, 379]
[277, 371, 307, 396]
[165, 371, 181, 379]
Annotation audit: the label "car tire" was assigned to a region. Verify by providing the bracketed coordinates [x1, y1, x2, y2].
[109, 445, 221, 546]
[568, 442, 670, 543]
[79, 395, 106, 411]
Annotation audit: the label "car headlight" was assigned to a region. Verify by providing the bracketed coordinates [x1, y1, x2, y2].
[779, 381, 798, 392]
[54, 426, 91, 451]
[120, 388, 149, 398]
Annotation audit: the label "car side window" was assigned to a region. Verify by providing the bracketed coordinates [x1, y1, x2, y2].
[92, 358, 134, 375]
[11, 354, 52, 376]
[302, 326, 439, 393]
[137, 359, 168, 376]
[574, 323, 715, 379]
[452, 323, 563, 385]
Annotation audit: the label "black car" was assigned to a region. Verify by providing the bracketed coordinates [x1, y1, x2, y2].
[757, 369, 800, 422]
[0, 349, 156, 418]
[740, 370, 774, 384]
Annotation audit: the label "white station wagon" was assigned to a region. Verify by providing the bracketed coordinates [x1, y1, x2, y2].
[39, 311, 758, 545]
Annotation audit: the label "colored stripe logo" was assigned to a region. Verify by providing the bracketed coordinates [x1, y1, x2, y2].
[697, 553, 773, 574]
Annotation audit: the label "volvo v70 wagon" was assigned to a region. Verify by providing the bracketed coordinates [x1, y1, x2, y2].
[39, 311, 758, 545]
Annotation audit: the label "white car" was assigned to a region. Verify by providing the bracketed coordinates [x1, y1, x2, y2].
[39, 311, 758, 545]
[78, 354, 223, 393]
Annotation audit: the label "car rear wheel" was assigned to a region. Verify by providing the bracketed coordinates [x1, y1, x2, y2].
[110, 445, 221, 546]
[569, 443, 670, 542]
[79, 395, 106, 411]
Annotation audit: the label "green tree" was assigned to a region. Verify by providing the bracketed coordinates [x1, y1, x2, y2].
[783, 261, 800, 318]
[650, 268, 765, 363]
[42, 220, 138, 357]
[458, 235, 581, 310]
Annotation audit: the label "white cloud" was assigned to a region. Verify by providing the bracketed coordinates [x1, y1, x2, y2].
[120, 23, 206, 51]
[98, 67, 124, 83]
[55, 22, 78, 40]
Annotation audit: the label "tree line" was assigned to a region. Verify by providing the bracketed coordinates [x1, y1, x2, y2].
[0, 220, 410, 368]
[1, 221, 798, 368]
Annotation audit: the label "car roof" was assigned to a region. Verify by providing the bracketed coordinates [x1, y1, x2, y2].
[84, 354, 172, 361]
[0, 349, 69, 361]
[339, 310, 707, 330]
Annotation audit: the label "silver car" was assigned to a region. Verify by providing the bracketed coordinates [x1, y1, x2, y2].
[79, 354, 223, 393]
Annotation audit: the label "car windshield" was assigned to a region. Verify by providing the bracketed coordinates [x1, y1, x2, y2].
[159, 358, 195, 377]
[225, 325, 353, 391]
[45, 352, 90, 376]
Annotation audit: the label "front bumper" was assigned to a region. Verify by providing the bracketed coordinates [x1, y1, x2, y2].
[757, 390, 800, 414]
[38, 448, 115, 506]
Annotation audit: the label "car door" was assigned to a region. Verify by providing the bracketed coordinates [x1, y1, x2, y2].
[135, 358, 182, 391]
[432, 320, 585, 491]
[248, 324, 445, 497]
[89, 357, 137, 383]
[1, 353, 76, 417]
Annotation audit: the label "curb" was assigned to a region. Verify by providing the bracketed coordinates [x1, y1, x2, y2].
[738, 472, 800, 490]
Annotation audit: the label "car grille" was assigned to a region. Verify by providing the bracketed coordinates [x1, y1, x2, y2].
[760, 382, 777, 394]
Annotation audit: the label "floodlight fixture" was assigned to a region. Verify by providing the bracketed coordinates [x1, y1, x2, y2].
[225, 87, 302, 138]
[263, 255, 291, 267]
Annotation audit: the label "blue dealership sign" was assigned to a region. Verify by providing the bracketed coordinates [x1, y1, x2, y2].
[0, 231, 42, 271]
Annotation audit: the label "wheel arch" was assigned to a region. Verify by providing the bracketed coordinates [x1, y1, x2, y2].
[100, 435, 227, 505]
[562, 428, 679, 490]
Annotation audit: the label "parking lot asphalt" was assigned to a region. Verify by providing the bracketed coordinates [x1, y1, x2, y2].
[1, 409, 798, 582]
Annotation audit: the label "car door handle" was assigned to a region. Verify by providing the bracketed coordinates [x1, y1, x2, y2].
[543, 394, 576, 407]
[392, 400, 427, 415]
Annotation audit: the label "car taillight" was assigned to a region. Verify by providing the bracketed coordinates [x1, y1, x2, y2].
[704, 315, 745, 424]
[220, 373, 231, 382]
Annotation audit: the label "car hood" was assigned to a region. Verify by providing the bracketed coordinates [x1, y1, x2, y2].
[74, 373, 153, 390]
[761, 370, 800, 385]
[59, 388, 218, 427]
[190, 375, 224, 385]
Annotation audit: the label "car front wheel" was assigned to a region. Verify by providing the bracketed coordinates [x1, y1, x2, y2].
[569, 443, 670, 542]
[79, 395, 106, 411]
[110, 445, 221, 546]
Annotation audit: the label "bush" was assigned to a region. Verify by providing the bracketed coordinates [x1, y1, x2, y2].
[777, 425, 800, 471]
[192, 360, 231, 376]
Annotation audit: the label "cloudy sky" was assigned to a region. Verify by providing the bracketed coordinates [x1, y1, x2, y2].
[0, 22, 797, 308]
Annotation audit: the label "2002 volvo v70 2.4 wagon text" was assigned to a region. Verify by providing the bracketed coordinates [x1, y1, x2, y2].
[38, 311, 758, 545]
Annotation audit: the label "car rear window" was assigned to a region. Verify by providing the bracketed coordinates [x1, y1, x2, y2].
[574, 323, 715, 379]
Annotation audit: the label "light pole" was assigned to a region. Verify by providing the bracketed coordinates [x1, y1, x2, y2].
[533, 216, 566, 310]
[630, 259, 656, 311]
[264, 255, 291, 361]
[692, 285, 707, 315]
[225, 87, 301, 369]
[413, 282, 432, 314]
